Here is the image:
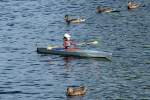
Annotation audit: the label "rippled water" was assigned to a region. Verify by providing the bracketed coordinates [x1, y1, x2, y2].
[0, 0, 150, 100]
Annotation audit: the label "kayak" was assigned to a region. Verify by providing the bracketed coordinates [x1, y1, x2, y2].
[37, 47, 112, 60]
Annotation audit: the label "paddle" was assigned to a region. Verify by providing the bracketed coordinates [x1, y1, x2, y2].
[47, 40, 98, 49]
[77, 40, 98, 46]
[47, 45, 59, 50]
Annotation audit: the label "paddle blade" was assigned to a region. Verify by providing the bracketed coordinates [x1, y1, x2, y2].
[86, 41, 98, 45]
[91, 41, 98, 44]
[47, 45, 53, 50]
[47, 45, 60, 50]
[77, 40, 99, 46]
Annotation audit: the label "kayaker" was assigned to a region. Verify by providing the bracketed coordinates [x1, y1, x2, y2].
[63, 33, 75, 49]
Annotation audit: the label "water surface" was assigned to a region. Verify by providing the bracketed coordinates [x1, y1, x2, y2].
[0, 0, 150, 100]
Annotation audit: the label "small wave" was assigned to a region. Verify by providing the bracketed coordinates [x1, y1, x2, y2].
[0, 91, 40, 95]
[0, 91, 22, 94]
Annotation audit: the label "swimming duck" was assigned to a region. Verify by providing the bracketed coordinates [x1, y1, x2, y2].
[128, 1, 140, 9]
[66, 86, 86, 96]
[96, 6, 113, 13]
[64, 15, 85, 24]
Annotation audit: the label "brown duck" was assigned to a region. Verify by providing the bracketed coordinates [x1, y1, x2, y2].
[128, 1, 140, 9]
[66, 86, 86, 96]
[96, 6, 120, 13]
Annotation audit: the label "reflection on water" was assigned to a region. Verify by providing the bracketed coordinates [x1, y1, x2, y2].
[63, 57, 75, 69]
[66, 96, 85, 100]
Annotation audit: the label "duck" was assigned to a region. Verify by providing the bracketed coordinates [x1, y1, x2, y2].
[128, 1, 140, 9]
[96, 6, 113, 13]
[96, 6, 120, 13]
[64, 15, 85, 24]
[66, 86, 86, 96]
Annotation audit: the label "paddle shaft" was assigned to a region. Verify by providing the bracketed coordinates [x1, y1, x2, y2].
[47, 40, 98, 49]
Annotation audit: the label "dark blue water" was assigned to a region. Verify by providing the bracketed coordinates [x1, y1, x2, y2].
[0, 0, 150, 100]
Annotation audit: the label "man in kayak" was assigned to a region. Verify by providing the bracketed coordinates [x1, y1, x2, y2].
[63, 33, 75, 49]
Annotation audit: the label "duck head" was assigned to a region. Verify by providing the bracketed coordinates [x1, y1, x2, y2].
[96, 6, 102, 13]
[64, 15, 71, 24]
[128, 1, 132, 9]
[64, 15, 69, 20]
[66, 87, 74, 95]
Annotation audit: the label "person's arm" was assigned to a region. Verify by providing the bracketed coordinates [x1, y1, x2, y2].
[71, 40, 76, 47]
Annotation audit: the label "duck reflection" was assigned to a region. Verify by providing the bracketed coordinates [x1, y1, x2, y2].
[66, 95, 84, 100]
